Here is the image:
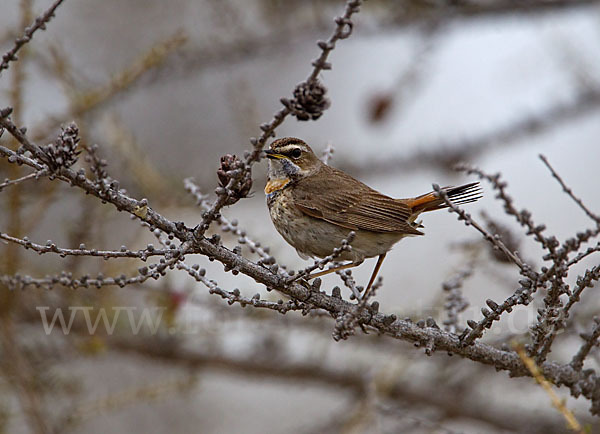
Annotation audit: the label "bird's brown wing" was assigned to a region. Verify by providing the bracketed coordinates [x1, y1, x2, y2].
[292, 165, 422, 235]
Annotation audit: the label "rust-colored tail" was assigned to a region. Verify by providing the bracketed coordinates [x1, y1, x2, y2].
[406, 182, 482, 214]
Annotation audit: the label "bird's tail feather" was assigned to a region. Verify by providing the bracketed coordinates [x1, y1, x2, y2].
[406, 182, 482, 214]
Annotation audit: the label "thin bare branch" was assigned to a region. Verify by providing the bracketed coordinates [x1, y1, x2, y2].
[0, 0, 65, 74]
[432, 183, 532, 274]
[570, 317, 600, 371]
[442, 262, 473, 334]
[567, 242, 600, 267]
[178, 261, 307, 314]
[184, 177, 280, 268]
[535, 265, 600, 362]
[540, 154, 600, 226]
[0, 169, 47, 192]
[432, 183, 540, 345]
[0, 232, 171, 260]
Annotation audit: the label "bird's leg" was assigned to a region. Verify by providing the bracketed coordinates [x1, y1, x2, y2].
[360, 253, 386, 301]
[308, 260, 362, 279]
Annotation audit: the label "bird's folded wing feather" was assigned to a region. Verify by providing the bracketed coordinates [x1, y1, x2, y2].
[292, 166, 422, 235]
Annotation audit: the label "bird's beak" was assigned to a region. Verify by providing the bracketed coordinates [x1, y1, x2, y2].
[264, 149, 286, 160]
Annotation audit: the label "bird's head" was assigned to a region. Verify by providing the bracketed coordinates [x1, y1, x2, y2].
[264, 137, 322, 181]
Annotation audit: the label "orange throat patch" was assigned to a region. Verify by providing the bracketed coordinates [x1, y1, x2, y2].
[265, 178, 290, 195]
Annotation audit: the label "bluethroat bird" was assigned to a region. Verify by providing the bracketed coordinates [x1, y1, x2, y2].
[264, 137, 482, 297]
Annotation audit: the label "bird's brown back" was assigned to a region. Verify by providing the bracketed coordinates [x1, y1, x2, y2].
[290, 164, 422, 235]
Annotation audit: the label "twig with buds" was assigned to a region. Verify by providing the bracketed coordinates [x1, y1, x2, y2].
[539, 154, 600, 226]
[184, 177, 280, 269]
[0, 0, 66, 74]
[0, 169, 48, 192]
[441, 263, 473, 334]
[0, 232, 170, 260]
[178, 262, 305, 314]
[432, 183, 540, 345]
[335, 269, 362, 300]
[570, 317, 600, 371]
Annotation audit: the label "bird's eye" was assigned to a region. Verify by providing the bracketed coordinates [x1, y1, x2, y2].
[290, 148, 302, 159]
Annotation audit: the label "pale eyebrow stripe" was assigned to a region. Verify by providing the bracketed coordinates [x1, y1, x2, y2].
[279, 145, 308, 153]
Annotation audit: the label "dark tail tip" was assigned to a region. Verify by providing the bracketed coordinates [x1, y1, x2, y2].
[443, 182, 483, 206]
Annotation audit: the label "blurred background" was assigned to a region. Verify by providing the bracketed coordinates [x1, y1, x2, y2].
[1, 0, 600, 432]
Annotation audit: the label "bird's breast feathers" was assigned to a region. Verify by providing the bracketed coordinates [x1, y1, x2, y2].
[265, 178, 290, 195]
